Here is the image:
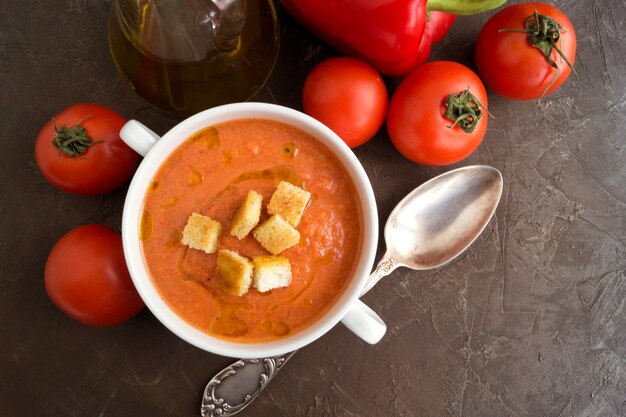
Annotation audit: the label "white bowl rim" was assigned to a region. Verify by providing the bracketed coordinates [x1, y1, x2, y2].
[121, 102, 378, 358]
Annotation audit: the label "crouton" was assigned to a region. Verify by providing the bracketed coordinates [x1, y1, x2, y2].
[215, 250, 253, 297]
[267, 181, 311, 226]
[230, 190, 263, 239]
[252, 256, 292, 292]
[252, 214, 300, 255]
[181, 213, 222, 253]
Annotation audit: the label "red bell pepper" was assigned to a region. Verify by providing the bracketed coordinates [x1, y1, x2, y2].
[412, 12, 458, 72]
[281, 0, 505, 77]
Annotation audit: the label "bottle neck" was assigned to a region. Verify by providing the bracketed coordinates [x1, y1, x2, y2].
[211, 0, 246, 52]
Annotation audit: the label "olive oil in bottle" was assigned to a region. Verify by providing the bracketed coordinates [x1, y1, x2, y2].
[108, 0, 279, 117]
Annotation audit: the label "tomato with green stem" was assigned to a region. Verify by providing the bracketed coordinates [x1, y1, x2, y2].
[387, 61, 489, 166]
[475, 2, 577, 100]
[35, 104, 139, 195]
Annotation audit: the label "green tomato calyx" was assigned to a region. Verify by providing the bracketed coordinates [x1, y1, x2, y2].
[444, 87, 487, 134]
[52, 116, 103, 158]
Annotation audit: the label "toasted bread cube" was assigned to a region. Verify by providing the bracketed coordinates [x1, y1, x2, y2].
[267, 181, 311, 226]
[252, 256, 292, 292]
[215, 250, 253, 297]
[253, 214, 300, 255]
[230, 190, 263, 239]
[181, 213, 222, 254]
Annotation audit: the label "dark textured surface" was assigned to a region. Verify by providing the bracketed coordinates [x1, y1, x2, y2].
[1, 0, 624, 416]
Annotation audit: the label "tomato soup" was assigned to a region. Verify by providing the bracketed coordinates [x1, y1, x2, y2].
[140, 119, 363, 343]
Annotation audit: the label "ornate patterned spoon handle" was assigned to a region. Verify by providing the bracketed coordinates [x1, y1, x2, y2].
[200, 352, 296, 417]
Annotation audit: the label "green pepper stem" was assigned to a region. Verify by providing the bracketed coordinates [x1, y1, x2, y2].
[426, 0, 507, 15]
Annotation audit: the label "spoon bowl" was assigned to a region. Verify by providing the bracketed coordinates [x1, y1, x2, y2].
[347, 165, 502, 315]
[387, 165, 502, 270]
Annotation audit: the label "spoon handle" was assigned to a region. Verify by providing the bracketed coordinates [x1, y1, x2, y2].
[360, 254, 396, 295]
[200, 352, 296, 417]
[200, 255, 396, 416]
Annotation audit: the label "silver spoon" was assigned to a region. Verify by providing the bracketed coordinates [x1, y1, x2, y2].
[200, 165, 503, 417]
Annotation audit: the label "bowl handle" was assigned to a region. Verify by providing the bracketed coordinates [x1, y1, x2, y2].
[341, 299, 387, 344]
[119, 120, 160, 157]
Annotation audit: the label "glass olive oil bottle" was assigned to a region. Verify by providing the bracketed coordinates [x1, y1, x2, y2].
[108, 0, 279, 117]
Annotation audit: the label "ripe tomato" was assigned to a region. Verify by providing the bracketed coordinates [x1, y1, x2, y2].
[45, 225, 144, 327]
[387, 61, 488, 166]
[475, 2, 576, 100]
[302, 57, 388, 148]
[35, 104, 139, 195]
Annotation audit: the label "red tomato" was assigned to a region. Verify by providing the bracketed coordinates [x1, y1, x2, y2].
[35, 104, 139, 195]
[45, 225, 144, 327]
[387, 61, 489, 166]
[475, 2, 576, 100]
[302, 57, 388, 148]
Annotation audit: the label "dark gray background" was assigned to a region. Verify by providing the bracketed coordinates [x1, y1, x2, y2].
[1, 0, 624, 416]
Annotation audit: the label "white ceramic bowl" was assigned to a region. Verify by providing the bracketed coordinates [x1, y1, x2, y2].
[120, 103, 383, 358]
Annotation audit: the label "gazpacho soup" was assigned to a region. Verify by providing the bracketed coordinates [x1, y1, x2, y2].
[140, 119, 363, 343]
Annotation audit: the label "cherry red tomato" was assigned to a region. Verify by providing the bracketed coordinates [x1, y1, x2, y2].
[45, 225, 144, 327]
[302, 57, 388, 148]
[387, 61, 488, 166]
[475, 2, 576, 100]
[35, 104, 139, 195]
